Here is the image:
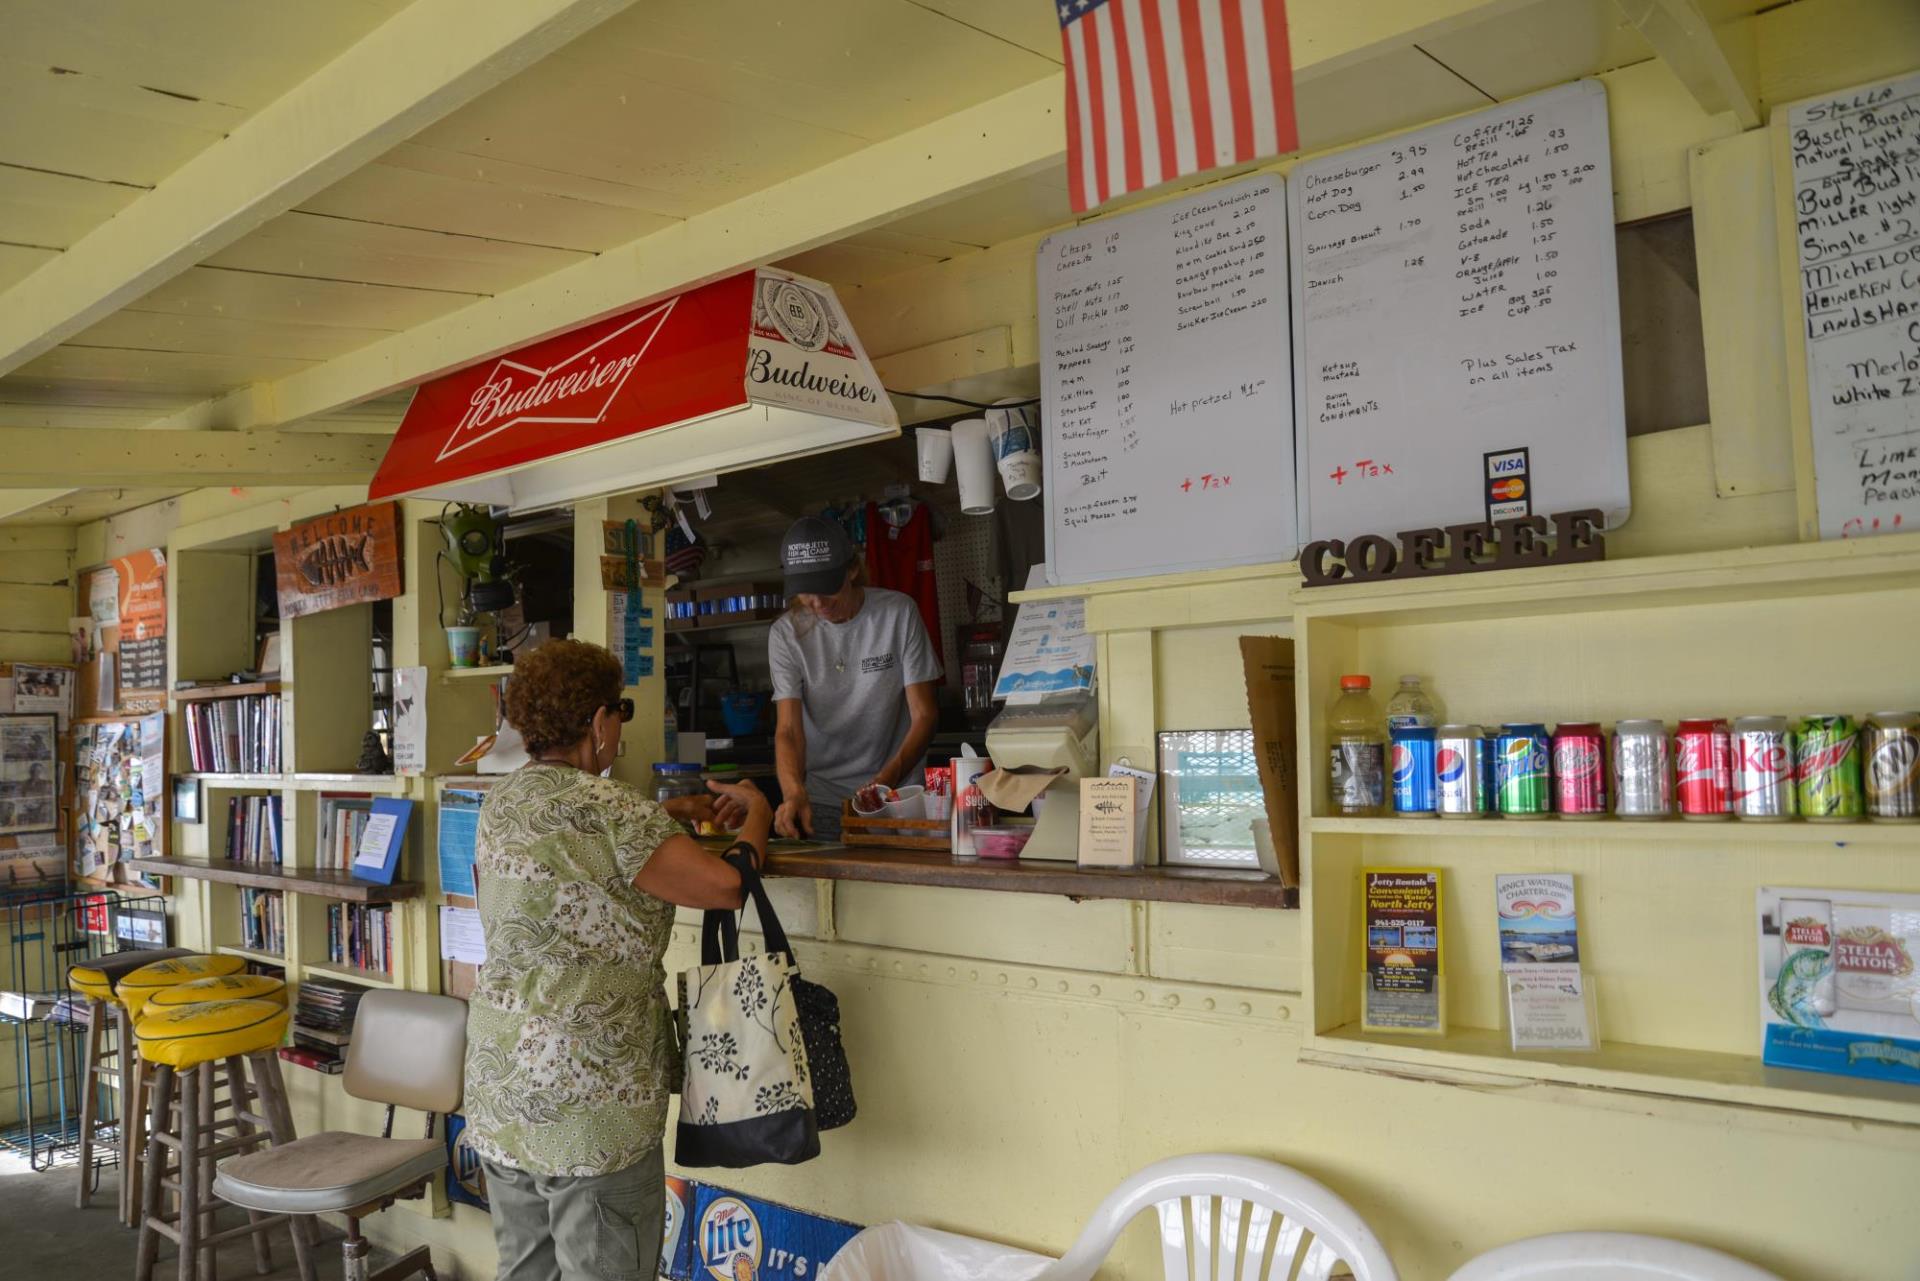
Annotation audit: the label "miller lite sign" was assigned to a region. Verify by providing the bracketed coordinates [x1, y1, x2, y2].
[370, 268, 896, 512]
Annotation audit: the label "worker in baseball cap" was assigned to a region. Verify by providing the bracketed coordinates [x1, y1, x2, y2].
[769, 516, 941, 840]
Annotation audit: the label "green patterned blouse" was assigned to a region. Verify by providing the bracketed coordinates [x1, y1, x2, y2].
[462, 763, 684, 1177]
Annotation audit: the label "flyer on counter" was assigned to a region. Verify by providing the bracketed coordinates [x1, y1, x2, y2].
[1494, 873, 1580, 970]
[993, 567, 1094, 703]
[1362, 868, 1444, 1034]
[1506, 970, 1596, 1051]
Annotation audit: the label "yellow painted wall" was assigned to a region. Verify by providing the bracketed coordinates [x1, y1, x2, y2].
[61, 3, 1920, 1278]
[0, 526, 76, 664]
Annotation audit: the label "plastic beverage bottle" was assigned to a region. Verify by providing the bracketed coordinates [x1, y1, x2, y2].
[663, 702, 679, 766]
[1386, 675, 1439, 732]
[1329, 675, 1387, 816]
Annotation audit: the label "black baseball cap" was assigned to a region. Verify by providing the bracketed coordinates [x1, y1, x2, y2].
[780, 516, 855, 596]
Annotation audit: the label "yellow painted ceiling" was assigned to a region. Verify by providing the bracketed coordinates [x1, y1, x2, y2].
[0, 0, 1793, 524]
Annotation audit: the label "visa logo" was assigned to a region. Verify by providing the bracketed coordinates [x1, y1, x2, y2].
[1487, 453, 1527, 476]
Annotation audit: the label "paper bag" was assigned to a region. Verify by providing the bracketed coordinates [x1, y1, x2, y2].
[1239, 637, 1298, 887]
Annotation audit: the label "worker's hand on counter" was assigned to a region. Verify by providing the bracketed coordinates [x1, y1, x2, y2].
[774, 794, 813, 840]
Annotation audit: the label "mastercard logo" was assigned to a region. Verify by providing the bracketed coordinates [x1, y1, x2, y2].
[1491, 477, 1527, 500]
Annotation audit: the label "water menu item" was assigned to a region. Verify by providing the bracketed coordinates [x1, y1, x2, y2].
[1291, 81, 1629, 544]
[1037, 173, 1296, 585]
[1778, 69, 1920, 540]
[1363, 868, 1444, 1034]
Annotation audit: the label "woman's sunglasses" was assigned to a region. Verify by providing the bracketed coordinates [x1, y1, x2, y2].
[606, 698, 635, 723]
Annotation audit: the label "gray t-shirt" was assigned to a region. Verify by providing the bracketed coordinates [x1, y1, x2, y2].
[768, 587, 942, 808]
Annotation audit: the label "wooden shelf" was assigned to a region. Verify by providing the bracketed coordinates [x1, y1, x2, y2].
[178, 773, 287, 788]
[1308, 816, 1918, 845]
[286, 773, 409, 794]
[667, 617, 781, 641]
[1302, 1023, 1920, 1130]
[171, 681, 282, 703]
[215, 944, 287, 968]
[300, 960, 400, 990]
[126, 856, 421, 903]
[765, 845, 1296, 908]
[442, 664, 513, 682]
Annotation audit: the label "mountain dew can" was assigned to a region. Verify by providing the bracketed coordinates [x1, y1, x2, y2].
[1494, 724, 1553, 818]
[1797, 714, 1863, 821]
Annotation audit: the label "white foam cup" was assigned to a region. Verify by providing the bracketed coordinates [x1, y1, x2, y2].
[916, 428, 954, 484]
[951, 418, 997, 515]
[986, 400, 1042, 501]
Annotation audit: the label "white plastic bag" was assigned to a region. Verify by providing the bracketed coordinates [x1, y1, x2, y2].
[821, 1223, 1055, 1281]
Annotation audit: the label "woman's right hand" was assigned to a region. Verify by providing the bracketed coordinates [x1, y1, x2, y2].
[706, 779, 769, 829]
[774, 794, 813, 840]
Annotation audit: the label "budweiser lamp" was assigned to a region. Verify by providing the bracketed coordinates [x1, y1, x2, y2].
[369, 268, 898, 512]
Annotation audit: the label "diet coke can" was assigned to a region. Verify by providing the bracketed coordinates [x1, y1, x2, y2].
[1613, 719, 1672, 819]
[1551, 723, 1608, 819]
[1435, 726, 1488, 817]
[1675, 718, 1733, 819]
[1864, 711, 1920, 822]
[1731, 716, 1795, 820]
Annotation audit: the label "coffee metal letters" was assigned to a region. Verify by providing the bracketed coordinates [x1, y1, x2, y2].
[1300, 509, 1605, 587]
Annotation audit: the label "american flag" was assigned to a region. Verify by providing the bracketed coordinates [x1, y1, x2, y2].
[1056, 0, 1298, 212]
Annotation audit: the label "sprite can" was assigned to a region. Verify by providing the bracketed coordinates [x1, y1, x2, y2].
[1796, 713, 1863, 821]
[1493, 723, 1553, 818]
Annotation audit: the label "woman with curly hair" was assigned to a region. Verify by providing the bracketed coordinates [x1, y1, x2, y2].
[462, 639, 770, 1281]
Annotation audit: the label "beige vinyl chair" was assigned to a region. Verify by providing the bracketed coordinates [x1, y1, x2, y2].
[211, 990, 466, 1281]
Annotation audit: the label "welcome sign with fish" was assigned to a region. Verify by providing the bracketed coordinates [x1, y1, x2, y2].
[273, 501, 404, 621]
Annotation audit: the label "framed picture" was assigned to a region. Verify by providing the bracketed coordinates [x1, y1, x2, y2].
[0, 714, 60, 837]
[172, 776, 203, 825]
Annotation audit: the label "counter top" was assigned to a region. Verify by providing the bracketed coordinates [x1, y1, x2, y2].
[761, 844, 1295, 908]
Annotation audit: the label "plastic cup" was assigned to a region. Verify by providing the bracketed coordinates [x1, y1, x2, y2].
[446, 626, 481, 668]
[986, 400, 1042, 501]
[951, 418, 996, 515]
[916, 428, 954, 483]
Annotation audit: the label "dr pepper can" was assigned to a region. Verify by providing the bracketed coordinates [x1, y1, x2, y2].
[1551, 723, 1608, 819]
[1612, 720, 1672, 819]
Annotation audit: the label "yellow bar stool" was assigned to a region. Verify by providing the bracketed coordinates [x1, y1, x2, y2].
[134, 997, 315, 1281]
[108, 954, 251, 1231]
[65, 947, 192, 1221]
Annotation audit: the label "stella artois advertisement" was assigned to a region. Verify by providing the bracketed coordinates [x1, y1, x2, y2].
[1759, 886, 1920, 1087]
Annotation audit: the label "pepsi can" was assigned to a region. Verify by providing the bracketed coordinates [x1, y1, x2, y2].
[1391, 728, 1438, 817]
[1494, 723, 1553, 818]
[1435, 725, 1487, 818]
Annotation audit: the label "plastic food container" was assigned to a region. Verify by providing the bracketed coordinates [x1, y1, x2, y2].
[653, 762, 706, 807]
[971, 826, 1034, 860]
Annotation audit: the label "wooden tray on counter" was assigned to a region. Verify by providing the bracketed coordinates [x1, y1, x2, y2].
[840, 800, 949, 851]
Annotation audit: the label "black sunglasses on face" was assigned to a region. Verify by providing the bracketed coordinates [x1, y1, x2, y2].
[606, 698, 635, 723]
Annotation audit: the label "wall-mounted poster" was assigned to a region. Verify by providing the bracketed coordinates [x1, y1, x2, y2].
[113, 549, 168, 694]
[273, 501, 404, 621]
[12, 664, 74, 731]
[0, 715, 59, 837]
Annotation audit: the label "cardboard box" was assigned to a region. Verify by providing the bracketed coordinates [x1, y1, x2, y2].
[1239, 636, 1299, 887]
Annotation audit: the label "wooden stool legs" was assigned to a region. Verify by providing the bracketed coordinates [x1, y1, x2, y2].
[134, 1053, 314, 1281]
[74, 996, 107, 1210]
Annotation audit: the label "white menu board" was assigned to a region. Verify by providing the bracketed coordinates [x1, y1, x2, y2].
[1785, 69, 1920, 540]
[1290, 81, 1629, 543]
[1038, 173, 1296, 585]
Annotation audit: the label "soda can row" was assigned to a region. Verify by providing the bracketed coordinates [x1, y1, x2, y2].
[1387, 713, 1919, 822]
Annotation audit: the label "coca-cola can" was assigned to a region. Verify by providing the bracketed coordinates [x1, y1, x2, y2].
[1613, 719, 1672, 819]
[1551, 723, 1608, 818]
[1676, 718, 1733, 819]
[1864, 711, 1920, 822]
[1731, 716, 1796, 820]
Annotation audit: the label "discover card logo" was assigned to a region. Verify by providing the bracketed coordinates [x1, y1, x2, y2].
[439, 299, 677, 462]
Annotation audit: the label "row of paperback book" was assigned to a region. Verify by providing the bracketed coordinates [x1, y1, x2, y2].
[239, 887, 285, 954]
[184, 694, 282, 774]
[224, 795, 284, 864]
[315, 794, 375, 871]
[284, 978, 368, 1075]
[326, 903, 393, 976]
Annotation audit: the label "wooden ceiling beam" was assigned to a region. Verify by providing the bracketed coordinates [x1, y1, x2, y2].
[0, 429, 387, 488]
[0, 0, 643, 380]
[1613, 0, 1761, 129]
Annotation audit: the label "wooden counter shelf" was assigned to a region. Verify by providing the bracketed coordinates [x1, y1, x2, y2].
[126, 856, 421, 904]
[170, 681, 282, 702]
[763, 845, 1296, 908]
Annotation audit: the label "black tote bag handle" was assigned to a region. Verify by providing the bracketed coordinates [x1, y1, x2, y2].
[700, 849, 795, 967]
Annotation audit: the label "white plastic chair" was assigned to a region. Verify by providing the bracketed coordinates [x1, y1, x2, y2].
[1446, 1232, 1786, 1281]
[1035, 1153, 1399, 1281]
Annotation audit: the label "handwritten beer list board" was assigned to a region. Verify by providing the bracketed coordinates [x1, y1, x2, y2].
[1038, 173, 1295, 585]
[1289, 81, 1629, 543]
[1786, 69, 1920, 540]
